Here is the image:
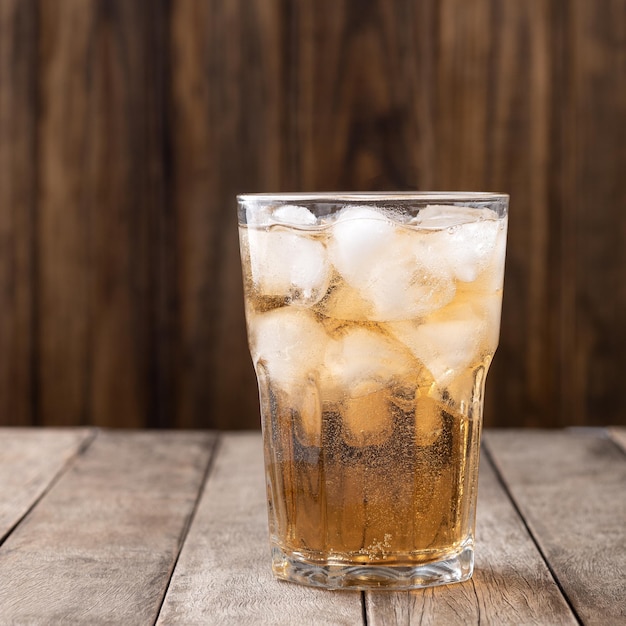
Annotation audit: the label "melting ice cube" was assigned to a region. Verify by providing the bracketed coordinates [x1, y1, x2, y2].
[321, 326, 411, 447]
[415, 205, 503, 283]
[413, 204, 488, 229]
[342, 387, 394, 447]
[328, 206, 396, 284]
[322, 327, 415, 398]
[414, 392, 444, 447]
[444, 220, 501, 282]
[247, 228, 330, 306]
[294, 378, 323, 448]
[250, 308, 328, 392]
[329, 207, 456, 321]
[272, 204, 318, 226]
[386, 303, 488, 385]
[367, 233, 456, 320]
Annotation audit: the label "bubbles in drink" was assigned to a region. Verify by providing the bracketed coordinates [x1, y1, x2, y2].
[239, 198, 506, 571]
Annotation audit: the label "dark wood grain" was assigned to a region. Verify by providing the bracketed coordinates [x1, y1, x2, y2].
[36, 1, 168, 428]
[0, 431, 215, 625]
[167, 0, 281, 429]
[473, 0, 555, 428]
[0, 0, 625, 429]
[557, 0, 626, 426]
[0, 0, 37, 426]
[286, 1, 427, 191]
[485, 429, 626, 626]
[157, 433, 363, 625]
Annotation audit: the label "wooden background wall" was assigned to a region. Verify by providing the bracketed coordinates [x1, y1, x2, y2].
[1, 0, 625, 430]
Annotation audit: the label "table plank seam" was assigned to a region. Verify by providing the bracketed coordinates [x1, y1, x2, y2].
[360, 590, 368, 626]
[0, 427, 99, 547]
[481, 442, 583, 626]
[152, 432, 221, 626]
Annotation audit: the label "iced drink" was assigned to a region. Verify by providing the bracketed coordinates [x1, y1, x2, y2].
[238, 192, 508, 590]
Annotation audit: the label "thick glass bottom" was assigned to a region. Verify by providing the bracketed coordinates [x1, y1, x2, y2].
[271, 543, 474, 590]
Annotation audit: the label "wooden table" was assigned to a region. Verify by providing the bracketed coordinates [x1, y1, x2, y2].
[0, 428, 624, 625]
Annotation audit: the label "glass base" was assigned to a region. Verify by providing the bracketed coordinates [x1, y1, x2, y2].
[271, 544, 474, 590]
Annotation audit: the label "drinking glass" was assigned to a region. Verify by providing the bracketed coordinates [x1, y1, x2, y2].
[238, 192, 508, 589]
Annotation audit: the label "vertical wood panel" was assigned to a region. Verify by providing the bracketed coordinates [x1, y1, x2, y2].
[435, 0, 492, 189]
[169, 0, 283, 429]
[0, 0, 37, 425]
[168, 0, 211, 429]
[288, 1, 426, 190]
[37, 0, 100, 426]
[565, 0, 626, 426]
[37, 1, 167, 427]
[479, 1, 554, 427]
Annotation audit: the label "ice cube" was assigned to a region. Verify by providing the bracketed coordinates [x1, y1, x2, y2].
[481, 293, 503, 353]
[386, 303, 487, 385]
[247, 228, 330, 305]
[413, 204, 490, 229]
[441, 368, 480, 415]
[342, 387, 393, 447]
[445, 219, 501, 282]
[366, 232, 456, 320]
[329, 206, 396, 285]
[478, 219, 507, 290]
[414, 392, 444, 447]
[294, 378, 322, 447]
[250, 308, 328, 392]
[330, 210, 455, 321]
[318, 279, 374, 322]
[322, 327, 416, 398]
[272, 204, 317, 226]
[413, 205, 503, 283]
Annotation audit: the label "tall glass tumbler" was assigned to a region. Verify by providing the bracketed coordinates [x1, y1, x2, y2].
[238, 192, 508, 590]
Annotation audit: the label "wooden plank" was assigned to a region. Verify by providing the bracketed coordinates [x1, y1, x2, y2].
[609, 427, 626, 453]
[366, 450, 576, 625]
[157, 433, 363, 625]
[37, 1, 168, 427]
[556, 0, 626, 427]
[0, 431, 215, 625]
[86, 1, 169, 429]
[288, 0, 426, 190]
[37, 0, 97, 426]
[469, 0, 554, 429]
[485, 429, 626, 626]
[0, 0, 37, 426]
[169, 0, 281, 429]
[0, 428, 93, 542]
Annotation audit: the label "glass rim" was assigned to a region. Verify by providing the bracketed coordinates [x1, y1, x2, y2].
[238, 191, 508, 204]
